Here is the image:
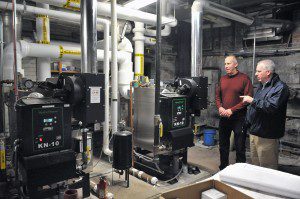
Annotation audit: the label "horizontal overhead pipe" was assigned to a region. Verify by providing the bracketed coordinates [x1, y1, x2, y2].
[3, 40, 133, 97]
[0, 2, 110, 31]
[204, 1, 254, 25]
[31, 0, 177, 27]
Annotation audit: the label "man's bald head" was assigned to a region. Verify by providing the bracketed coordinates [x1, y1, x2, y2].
[224, 55, 238, 75]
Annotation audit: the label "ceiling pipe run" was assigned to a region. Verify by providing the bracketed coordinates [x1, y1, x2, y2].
[0, 2, 109, 32]
[31, 0, 177, 27]
[191, 0, 254, 77]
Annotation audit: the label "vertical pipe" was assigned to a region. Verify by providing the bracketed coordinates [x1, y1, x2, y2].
[191, 0, 205, 77]
[0, 15, 3, 81]
[133, 22, 145, 77]
[102, 22, 112, 156]
[0, 15, 4, 133]
[80, 0, 97, 73]
[154, 0, 162, 147]
[36, 3, 51, 81]
[111, 0, 118, 135]
[12, 0, 18, 100]
[251, 27, 256, 83]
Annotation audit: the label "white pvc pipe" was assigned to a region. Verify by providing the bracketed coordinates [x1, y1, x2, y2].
[31, 0, 177, 27]
[145, 25, 171, 37]
[133, 22, 145, 77]
[0, 2, 109, 32]
[3, 40, 132, 86]
[102, 21, 112, 157]
[145, 36, 156, 46]
[111, 0, 118, 142]
[144, 0, 173, 37]
[36, 3, 51, 81]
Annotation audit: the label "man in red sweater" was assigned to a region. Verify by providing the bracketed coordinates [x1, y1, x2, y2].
[216, 55, 253, 170]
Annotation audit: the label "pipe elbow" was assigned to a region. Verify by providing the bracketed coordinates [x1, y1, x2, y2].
[192, 0, 206, 12]
[103, 148, 113, 157]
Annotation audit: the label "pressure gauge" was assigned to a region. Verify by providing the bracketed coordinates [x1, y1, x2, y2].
[24, 79, 34, 89]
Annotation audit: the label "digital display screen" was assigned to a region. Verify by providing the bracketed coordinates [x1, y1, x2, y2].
[43, 118, 53, 123]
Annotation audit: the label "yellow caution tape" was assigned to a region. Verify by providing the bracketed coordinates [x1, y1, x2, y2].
[159, 122, 163, 138]
[36, 15, 50, 44]
[64, 0, 80, 11]
[36, 14, 48, 18]
[59, 45, 64, 59]
[0, 140, 5, 170]
[135, 54, 144, 76]
[42, 17, 50, 44]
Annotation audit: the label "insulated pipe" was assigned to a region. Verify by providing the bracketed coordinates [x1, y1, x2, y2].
[145, 25, 171, 37]
[205, 1, 254, 26]
[12, 0, 19, 99]
[31, 0, 177, 27]
[203, 14, 231, 29]
[132, 22, 145, 77]
[0, 16, 3, 81]
[2, 40, 131, 86]
[36, 3, 51, 81]
[191, 0, 205, 77]
[111, 0, 118, 139]
[102, 22, 112, 157]
[144, 0, 173, 37]
[144, 37, 156, 46]
[0, 2, 109, 32]
[81, 0, 97, 73]
[191, 0, 254, 77]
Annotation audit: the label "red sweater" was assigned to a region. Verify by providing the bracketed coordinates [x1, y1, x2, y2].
[216, 71, 253, 115]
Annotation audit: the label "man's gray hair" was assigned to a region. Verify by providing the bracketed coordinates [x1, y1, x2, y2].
[258, 59, 275, 73]
[225, 55, 238, 64]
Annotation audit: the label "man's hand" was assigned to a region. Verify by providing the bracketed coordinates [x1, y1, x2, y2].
[240, 95, 254, 104]
[219, 107, 232, 117]
[219, 107, 226, 116]
[224, 109, 233, 117]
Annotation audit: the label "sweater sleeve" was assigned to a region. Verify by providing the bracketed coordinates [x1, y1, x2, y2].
[230, 75, 254, 112]
[215, 81, 222, 109]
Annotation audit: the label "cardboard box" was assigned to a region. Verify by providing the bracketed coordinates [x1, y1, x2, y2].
[160, 180, 252, 199]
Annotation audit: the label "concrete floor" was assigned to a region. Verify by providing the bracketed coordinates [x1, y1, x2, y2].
[79, 142, 299, 198]
[87, 143, 231, 199]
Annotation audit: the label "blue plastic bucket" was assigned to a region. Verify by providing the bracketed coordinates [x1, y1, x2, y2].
[203, 129, 216, 146]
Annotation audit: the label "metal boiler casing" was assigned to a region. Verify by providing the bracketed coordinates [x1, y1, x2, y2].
[133, 87, 156, 151]
[133, 87, 194, 151]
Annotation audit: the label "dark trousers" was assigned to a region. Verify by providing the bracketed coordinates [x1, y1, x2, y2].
[218, 117, 246, 170]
